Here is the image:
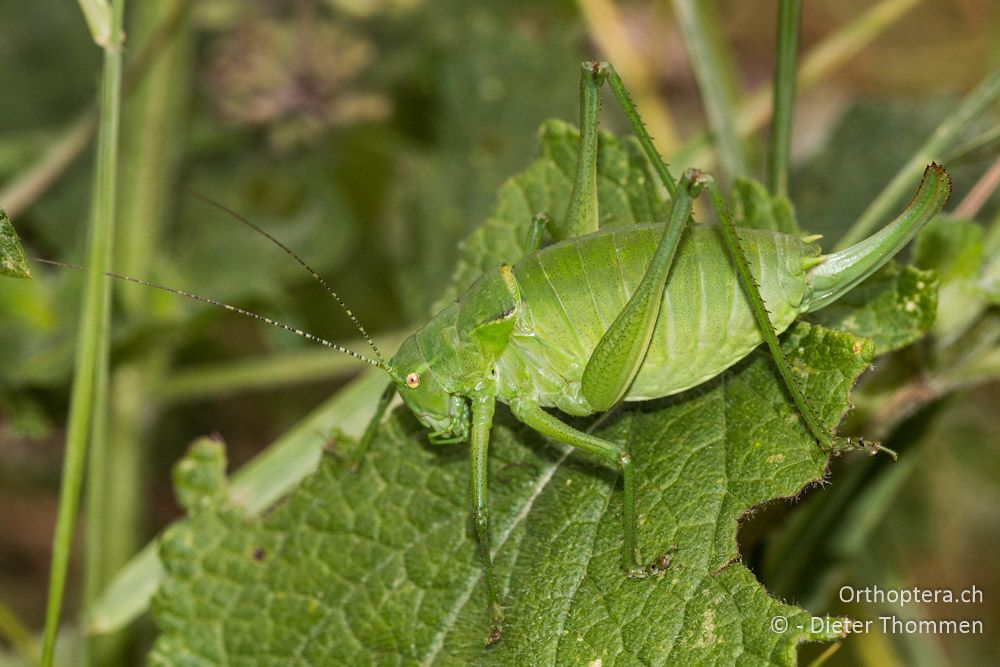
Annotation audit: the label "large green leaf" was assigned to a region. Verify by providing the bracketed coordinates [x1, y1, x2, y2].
[150, 322, 869, 665]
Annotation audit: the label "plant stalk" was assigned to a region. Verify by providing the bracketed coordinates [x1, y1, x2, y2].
[41, 1, 126, 664]
[836, 63, 1000, 249]
[768, 0, 801, 198]
[82, 4, 191, 663]
[674, 0, 924, 171]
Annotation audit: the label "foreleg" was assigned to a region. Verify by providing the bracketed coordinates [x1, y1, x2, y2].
[469, 395, 504, 645]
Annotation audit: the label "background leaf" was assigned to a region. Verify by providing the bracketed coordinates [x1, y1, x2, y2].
[914, 216, 989, 343]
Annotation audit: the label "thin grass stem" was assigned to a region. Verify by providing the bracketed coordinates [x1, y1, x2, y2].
[81, 3, 191, 663]
[158, 331, 408, 404]
[76, 0, 112, 47]
[674, 0, 923, 171]
[836, 63, 1000, 248]
[768, 0, 801, 199]
[41, 1, 126, 664]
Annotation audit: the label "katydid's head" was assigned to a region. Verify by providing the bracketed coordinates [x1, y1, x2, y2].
[387, 334, 470, 444]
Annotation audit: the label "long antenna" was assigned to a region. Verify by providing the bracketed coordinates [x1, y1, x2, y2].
[182, 187, 386, 366]
[33, 258, 385, 369]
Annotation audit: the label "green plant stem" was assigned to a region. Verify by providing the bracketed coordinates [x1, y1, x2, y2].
[82, 348, 111, 667]
[836, 63, 1000, 249]
[940, 122, 1000, 165]
[751, 0, 921, 139]
[41, 1, 126, 665]
[671, 0, 748, 181]
[674, 0, 923, 171]
[768, 0, 801, 198]
[82, 5, 191, 663]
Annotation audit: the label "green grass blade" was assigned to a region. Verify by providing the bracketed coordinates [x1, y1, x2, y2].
[41, 1, 126, 664]
[836, 63, 1000, 249]
[0, 599, 39, 664]
[84, 543, 164, 640]
[158, 331, 408, 404]
[675, 0, 923, 171]
[76, 0, 112, 47]
[82, 4, 192, 663]
[768, 0, 801, 198]
[671, 0, 749, 181]
[82, 347, 111, 667]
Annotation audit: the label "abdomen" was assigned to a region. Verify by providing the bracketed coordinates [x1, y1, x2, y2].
[498, 223, 815, 415]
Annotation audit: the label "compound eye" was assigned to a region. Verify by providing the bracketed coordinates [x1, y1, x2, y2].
[405, 373, 420, 389]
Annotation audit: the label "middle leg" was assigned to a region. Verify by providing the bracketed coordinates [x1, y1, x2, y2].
[511, 399, 663, 578]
